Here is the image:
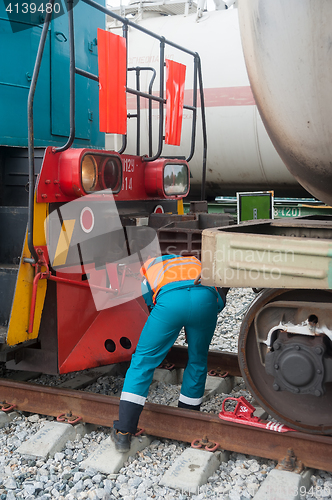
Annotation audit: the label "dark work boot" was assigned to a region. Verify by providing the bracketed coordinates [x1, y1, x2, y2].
[111, 426, 132, 453]
[178, 400, 201, 411]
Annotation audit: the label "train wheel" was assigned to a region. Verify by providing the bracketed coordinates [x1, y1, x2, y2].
[238, 288, 332, 434]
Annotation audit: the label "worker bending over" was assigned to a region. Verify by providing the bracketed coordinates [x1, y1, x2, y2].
[112, 254, 228, 452]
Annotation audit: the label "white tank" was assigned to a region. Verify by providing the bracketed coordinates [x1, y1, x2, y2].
[107, 5, 306, 199]
[238, 0, 332, 206]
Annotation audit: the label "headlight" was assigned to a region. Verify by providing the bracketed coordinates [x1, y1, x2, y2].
[144, 159, 190, 198]
[81, 155, 97, 193]
[163, 164, 189, 196]
[52, 149, 123, 201]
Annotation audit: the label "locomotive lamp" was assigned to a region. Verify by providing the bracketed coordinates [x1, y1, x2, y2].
[58, 149, 122, 197]
[101, 157, 122, 191]
[37, 149, 189, 203]
[144, 159, 190, 198]
[81, 154, 122, 193]
[81, 155, 97, 192]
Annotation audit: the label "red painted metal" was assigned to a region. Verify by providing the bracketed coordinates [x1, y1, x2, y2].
[106, 263, 120, 291]
[36, 147, 67, 203]
[57, 275, 148, 372]
[37, 149, 189, 204]
[57, 413, 82, 424]
[153, 205, 164, 214]
[121, 157, 189, 201]
[37, 148, 121, 203]
[80, 207, 94, 233]
[97, 28, 127, 134]
[144, 158, 190, 198]
[29, 268, 119, 334]
[58, 148, 88, 198]
[208, 369, 229, 377]
[49, 275, 119, 295]
[219, 396, 296, 433]
[58, 150, 122, 197]
[28, 247, 50, 333]
[165, 59, 186, 146]
[27, 256, 147, 374]
[0, 403, 16, 412]
[191, 436, 220, 452]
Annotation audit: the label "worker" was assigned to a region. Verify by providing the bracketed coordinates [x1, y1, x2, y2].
[111, 253, 228, 452]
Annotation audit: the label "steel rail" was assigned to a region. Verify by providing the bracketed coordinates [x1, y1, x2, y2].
[0, 378, 332, 472]
[169, 346, 241, 377]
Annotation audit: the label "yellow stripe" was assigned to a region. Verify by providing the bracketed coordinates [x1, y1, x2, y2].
[177, 199, 184, 215]
[33, 200, 48, 247]
[7, 198, 48, 345]
[52, 219, 76, 267]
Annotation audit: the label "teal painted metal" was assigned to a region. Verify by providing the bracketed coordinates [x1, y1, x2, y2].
[0, 0, 104, 148]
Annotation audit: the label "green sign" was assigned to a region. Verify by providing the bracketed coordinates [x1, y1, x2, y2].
[237, 191, 273, 223]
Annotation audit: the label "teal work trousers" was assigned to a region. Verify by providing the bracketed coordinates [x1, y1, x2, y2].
[122, 285, 219, 403]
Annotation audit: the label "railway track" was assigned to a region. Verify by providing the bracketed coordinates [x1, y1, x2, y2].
[0, 346, 331, 475]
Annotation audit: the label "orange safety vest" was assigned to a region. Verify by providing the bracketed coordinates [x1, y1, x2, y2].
[141, 255, 201, 303]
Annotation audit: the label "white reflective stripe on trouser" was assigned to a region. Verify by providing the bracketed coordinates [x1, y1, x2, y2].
[179, 394, 203, 406]
[120, 392, 146, 406]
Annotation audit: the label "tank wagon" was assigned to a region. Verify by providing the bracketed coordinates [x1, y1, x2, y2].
[201, 0, 332, 434]
[1, 0, 232, 374]
[107, 1, 310, 200]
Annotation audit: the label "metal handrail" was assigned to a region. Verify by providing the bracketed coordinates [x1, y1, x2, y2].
[27, 0, 208, 261]
[128, 67, 157, 157]
[53, 0, 75, 154]
[62, 0, 207, 172]
[27, 0, 54, 263]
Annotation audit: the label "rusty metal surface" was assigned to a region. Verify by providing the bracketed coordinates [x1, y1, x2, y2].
[1, 378, 332, 472]
[276, 448, 304, 473]
[153, 212, 234, 258]
[168, 346, 241, 377]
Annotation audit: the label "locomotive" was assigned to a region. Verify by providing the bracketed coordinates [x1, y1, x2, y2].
[0, 0, 220, 374]
[202, 0, 332, 434]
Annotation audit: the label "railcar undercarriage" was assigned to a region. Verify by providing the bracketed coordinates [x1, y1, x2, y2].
[202, 217, 332, 434]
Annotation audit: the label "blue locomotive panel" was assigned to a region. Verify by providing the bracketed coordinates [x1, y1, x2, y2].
[0, 0, 104, 149]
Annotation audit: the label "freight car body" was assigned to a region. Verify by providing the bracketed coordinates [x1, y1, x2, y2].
[201, 0, 332, 434]
[0, 0, 217, 374]
[106, 1, 308, 200]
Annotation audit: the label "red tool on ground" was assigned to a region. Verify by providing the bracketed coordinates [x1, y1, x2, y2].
[219, 396, 296, 433]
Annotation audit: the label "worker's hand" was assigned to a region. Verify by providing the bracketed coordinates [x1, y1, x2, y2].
[194, 273, 201, 285]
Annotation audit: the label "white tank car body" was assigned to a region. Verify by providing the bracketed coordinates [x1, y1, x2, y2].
[107, 7, 303, 199]
[238, 0, 332, 206]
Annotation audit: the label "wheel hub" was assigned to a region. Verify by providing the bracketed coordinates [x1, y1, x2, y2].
[265, 332, 326, 396]
[238, 288, 332, 433]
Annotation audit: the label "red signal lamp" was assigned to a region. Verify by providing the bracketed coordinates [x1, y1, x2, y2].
[58, 149, 122, 198]
[144, 159, 190, 199]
